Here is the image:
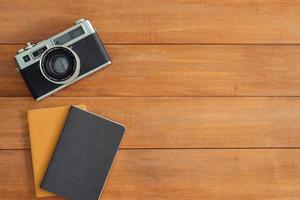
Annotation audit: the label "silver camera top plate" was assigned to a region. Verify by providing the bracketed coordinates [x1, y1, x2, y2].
[15, 19, 96, 71]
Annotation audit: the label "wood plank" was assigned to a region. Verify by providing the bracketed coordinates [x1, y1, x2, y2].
[2, 44, 300, 97]
[1, 97, 300, 149]
[1, 149, 300, 200]
[1, 1, 300, 44]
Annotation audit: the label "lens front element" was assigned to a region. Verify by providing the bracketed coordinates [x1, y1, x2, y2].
[40, 46, 80, 84]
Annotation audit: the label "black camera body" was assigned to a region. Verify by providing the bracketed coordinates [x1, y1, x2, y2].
[15, 19, 111, 100]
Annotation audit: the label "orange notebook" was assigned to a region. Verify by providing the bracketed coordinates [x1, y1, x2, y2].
[27, 105, 86, 198]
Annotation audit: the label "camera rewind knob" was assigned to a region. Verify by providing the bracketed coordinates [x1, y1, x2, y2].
[75, 19, 85, 25]
[17, 48, 24, 54]
[25, 42, 34, 50]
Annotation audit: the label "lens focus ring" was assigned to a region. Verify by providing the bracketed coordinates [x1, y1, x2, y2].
[40, 46, 80, 85]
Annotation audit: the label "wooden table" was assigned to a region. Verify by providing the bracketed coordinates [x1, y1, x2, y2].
[1, 1, 300, 199]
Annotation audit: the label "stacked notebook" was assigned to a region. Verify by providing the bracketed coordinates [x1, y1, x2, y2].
[27, 105, 125, 200]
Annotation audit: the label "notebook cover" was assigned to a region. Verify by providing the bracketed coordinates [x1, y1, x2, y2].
[41, 106, 125, 200]
[27, 105, 86, 198]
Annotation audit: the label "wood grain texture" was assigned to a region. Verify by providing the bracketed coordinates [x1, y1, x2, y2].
[1, 97, 300, 149]
[1, 1, 300, 44]
[1, 149, 300, 200]
[2, 45, 300, 97]
[1, 0, 300, 199]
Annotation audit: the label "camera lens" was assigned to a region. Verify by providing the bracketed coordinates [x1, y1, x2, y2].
[49, 55, 72, 77]
[40, 46, 80, 84]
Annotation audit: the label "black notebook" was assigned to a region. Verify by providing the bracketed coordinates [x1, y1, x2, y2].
[41, 106, 125, 200]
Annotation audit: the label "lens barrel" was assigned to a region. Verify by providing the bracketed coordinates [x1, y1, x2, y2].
[40, 46, 80, 84]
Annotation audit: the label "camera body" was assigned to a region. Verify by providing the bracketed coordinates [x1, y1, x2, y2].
[15, 19, 111, 100]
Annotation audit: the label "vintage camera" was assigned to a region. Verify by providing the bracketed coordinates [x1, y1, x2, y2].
[15, 19, 111, 100]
